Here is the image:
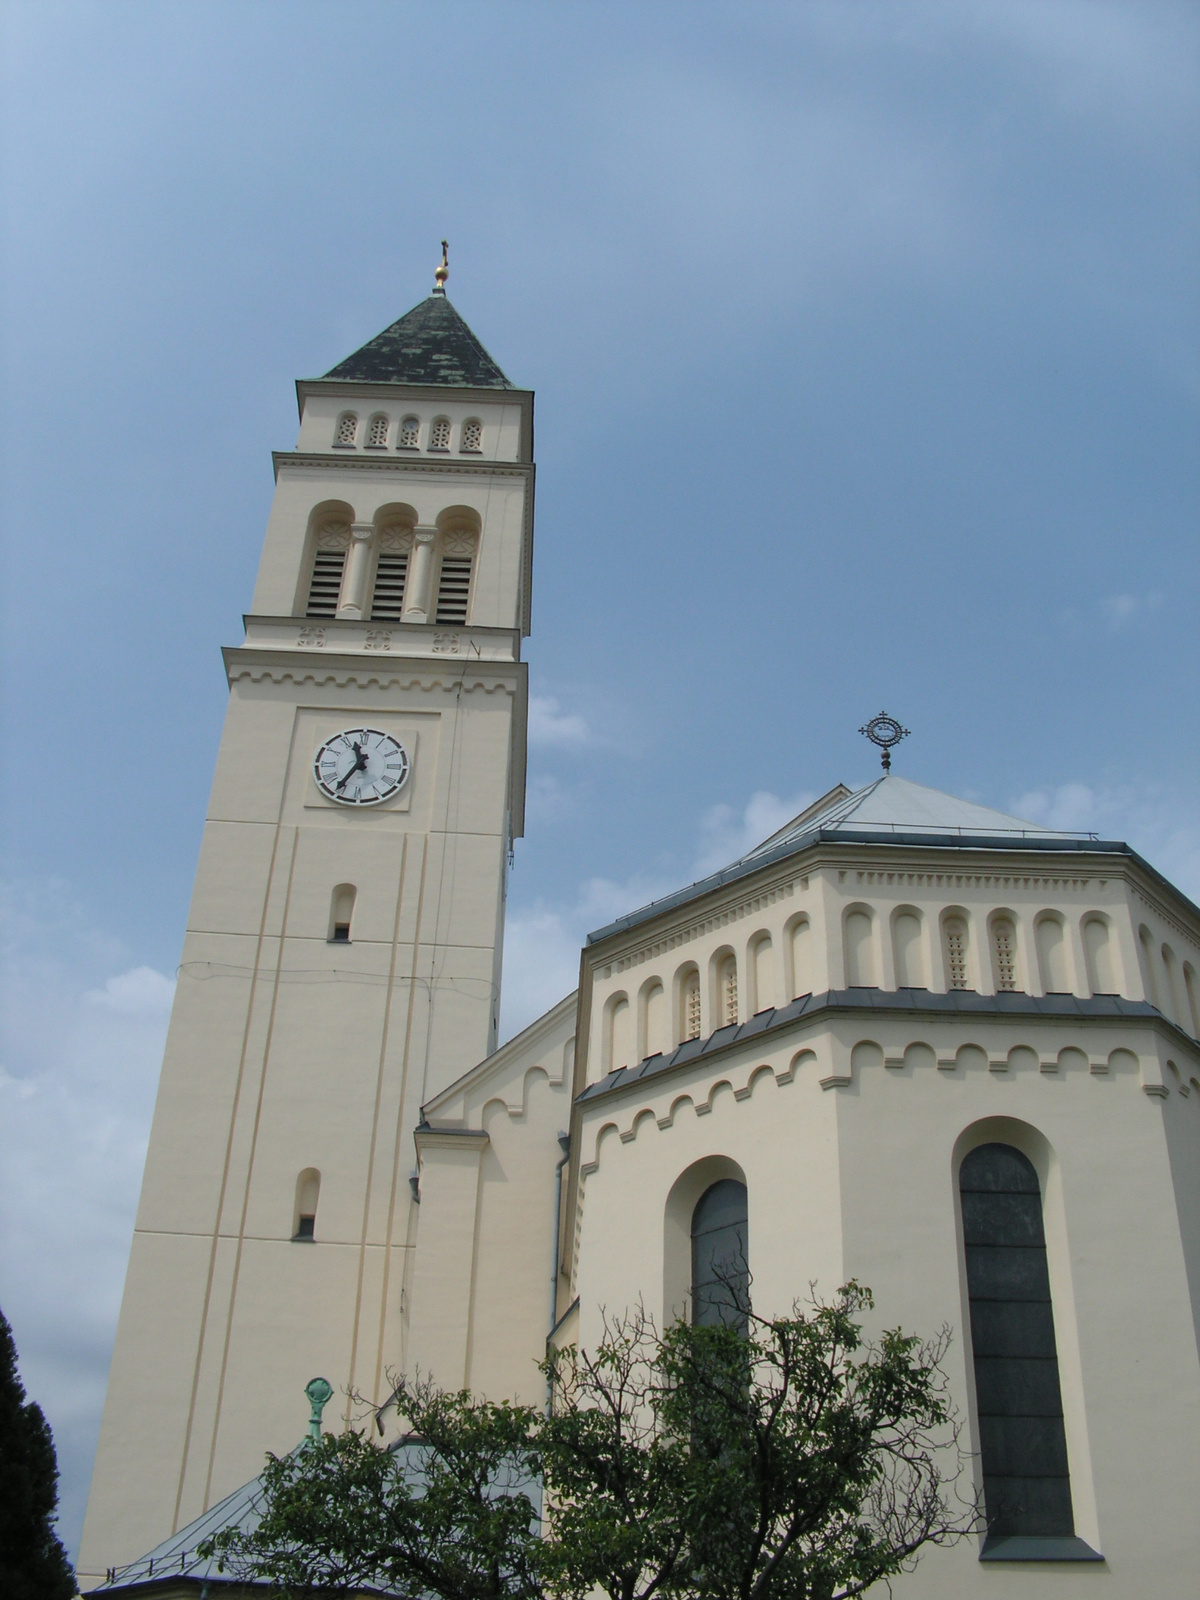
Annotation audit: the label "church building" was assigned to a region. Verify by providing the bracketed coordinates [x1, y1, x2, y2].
[80, 269, 1200, 1595]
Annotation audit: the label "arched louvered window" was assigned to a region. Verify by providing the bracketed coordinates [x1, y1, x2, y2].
[398, 415, 420, 450]
[960, 1144, 1075, 1546]
[435, 554, 473, 623]
[943, 915, 970, 990]
[691, 1180, 748, 1330]
[334, 412, 358, 447]
[306, 549, 346, 617]
[366, 413, 389, 448]
[990, 917, 1018, 992]
[680, 967, 701, 1042]
[717, 954, 738, 1026]
[429, 416, 451, 451]
[370, 550, 409, 619]
[460, 417, 483, 453]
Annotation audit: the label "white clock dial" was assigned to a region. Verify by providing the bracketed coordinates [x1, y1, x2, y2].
[313, 728, 410, 807]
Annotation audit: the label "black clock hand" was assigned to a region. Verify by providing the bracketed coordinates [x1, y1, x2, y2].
[335, 743, 368, 791]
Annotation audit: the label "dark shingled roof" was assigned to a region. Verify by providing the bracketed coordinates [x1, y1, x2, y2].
[323, 291, 514, 388]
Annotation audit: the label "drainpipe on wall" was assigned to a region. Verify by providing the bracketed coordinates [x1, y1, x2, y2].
[546, 1131, 571, 1412]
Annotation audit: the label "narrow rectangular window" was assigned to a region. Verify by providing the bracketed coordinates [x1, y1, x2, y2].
[370, 552, 409, 620]
[435, 556, 473, 624]
[306, 550, 346, 617]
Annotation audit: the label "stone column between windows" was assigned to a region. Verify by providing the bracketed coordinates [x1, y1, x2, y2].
[336, 522, 376, 619]
[403, 527, 438, 622]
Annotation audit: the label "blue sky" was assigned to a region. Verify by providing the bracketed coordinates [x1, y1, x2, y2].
[2, 0, 1197, 1560]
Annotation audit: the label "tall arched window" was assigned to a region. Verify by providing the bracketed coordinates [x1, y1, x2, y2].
[641, 980, 666, 1059]
[334, 412, 358, 447]
[366, 413, 389, 448]
[294, 1169, 321, 1241]
[1035, 915, 1069, 993]
[1138, 926, 1159, 1007]
[789, 916, 812, 998]
[328, 884, 356, 943]
[892, 908, 924, 988]
[1183, 964, 1200, 1038]
[604, 994, 631, 1074]
[1081, 917, 1115, 995]
[989, 916, 1018, 992]
[398, 415, 420, 450]
[844, 908, 876, 986]
[751, 935, 774, 1013]
[691, 1179, 748, 1329]
[960, 1144, 1075, 1545]
[942, 915, 970, 990]
[680, 966, 701, 1042]
[429, 416, 451, 451]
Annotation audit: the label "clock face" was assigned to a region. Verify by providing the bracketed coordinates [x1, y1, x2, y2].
[313, 728, 410, 807]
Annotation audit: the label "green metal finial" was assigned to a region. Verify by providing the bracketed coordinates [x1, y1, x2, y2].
[305, 1376, 334, 1442]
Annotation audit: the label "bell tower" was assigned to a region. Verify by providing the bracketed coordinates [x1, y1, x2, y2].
[78, 264, 534, 1585]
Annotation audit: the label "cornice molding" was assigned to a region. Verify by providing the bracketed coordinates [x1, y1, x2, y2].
[222, 645, 524, 697]
[273, 450, 534, 483]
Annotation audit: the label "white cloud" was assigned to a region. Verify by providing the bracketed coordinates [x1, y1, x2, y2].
[527, 695, 592, 749]
[84, 964, 176, 1017]
[1097, 591, 1164, 631]
[0, 883, 170, 1560]
[693, 790, 816, 878]
[1011, 782, 1200, 901]
[501, 789, 816, 1041]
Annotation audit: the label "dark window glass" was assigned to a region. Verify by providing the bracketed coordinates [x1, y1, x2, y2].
[691, 1179, 748, 1330]
[331, 924, 350, 943]
[294, 1214, 315, 1242]
[960, 1143, 1074, 1539]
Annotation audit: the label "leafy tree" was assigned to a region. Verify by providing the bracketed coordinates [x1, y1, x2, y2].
[204, 1286, 972, 1600]
[0, 1307, 76, 1600]
[542, 1286, 971, 1600]
[204, 1381, 544, 1600]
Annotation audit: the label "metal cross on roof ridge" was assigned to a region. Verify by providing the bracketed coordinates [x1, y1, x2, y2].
[859, 711, 910, 771]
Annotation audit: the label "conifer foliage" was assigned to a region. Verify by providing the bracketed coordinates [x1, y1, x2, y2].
[0, 1309, 76, 1600]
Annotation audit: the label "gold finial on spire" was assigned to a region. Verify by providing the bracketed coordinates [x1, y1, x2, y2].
[434, 240, 449, 292]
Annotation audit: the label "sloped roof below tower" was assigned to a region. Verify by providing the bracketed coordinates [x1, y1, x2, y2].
[744, 775, 1085, 860]
[323, 292, 515, 387]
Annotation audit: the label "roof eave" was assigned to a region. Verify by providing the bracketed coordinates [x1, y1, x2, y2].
[585, 829, 1197, 948]
[295, 376, 532, 419]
